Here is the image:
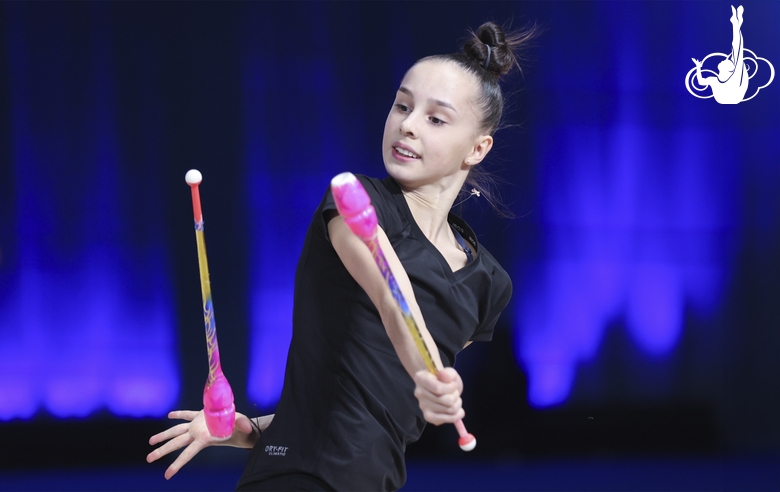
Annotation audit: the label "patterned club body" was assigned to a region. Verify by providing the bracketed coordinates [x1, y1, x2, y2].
[187, 169, 236, 439]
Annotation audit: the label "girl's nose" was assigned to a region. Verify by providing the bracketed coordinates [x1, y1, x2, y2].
[399, 113, 418, 137]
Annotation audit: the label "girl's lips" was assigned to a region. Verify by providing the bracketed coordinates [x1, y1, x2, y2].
[392, 142, 421, 160]
[391, 146, 420, 162]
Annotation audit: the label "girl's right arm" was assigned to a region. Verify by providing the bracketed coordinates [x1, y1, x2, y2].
[327, 214, 465, 426]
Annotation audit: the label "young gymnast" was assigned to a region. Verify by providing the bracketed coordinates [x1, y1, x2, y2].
[148, 21, 535, 491]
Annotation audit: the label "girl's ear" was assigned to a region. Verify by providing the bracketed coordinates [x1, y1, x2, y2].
[464, 135, 493, 167]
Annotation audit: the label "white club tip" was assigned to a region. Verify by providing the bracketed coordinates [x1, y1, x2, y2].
[331, 172, 356, 187]
[185, 169, 202, 185]
[459, 436, 477, 452]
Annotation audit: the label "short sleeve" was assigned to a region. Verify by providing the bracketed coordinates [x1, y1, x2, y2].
[469, 258, 513, 342]
[316, 174, 404, 242]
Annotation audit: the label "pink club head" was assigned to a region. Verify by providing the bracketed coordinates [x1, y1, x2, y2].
[203, 373, 236, 439]
[331, 173, 378, 240]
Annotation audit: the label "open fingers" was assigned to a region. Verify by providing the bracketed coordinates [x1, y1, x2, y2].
[165, 440, 206, 480]
[149, 422, 191, 446]
[147, 431, 194, 464]
[168, 410, 199, 421]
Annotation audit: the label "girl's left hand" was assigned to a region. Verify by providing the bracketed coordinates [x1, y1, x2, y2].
[147, 410, 258, 480]
[413, 367, 466, 426]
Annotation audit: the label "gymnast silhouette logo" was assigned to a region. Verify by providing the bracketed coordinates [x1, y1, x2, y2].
[685, 5, 774, 104]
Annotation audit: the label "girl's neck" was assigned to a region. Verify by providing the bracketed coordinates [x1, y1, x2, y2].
[402, 184, 460, 243]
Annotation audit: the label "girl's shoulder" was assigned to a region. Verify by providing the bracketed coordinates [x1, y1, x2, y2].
[352, 174, 407, 235]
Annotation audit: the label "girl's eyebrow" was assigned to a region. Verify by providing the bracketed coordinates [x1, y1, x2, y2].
[398, 86, 458, 114]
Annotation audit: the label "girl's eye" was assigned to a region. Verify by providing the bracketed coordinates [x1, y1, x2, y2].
[395, 103, 410, 112]
[429, 117, 445, 125]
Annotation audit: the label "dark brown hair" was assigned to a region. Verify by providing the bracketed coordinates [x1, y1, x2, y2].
[420, 21, 540, 217]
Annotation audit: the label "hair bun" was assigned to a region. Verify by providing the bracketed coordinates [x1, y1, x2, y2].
[462, 21, 539, 78]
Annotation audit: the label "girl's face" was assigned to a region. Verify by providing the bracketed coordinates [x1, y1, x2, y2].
[382, 60, 486, 190]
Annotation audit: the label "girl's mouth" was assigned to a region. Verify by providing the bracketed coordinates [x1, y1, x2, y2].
[393, 146, 420, 159]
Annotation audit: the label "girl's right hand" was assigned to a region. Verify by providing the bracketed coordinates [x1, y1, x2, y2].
[146, 410, 260, 480]
[413, 367, 466, 426]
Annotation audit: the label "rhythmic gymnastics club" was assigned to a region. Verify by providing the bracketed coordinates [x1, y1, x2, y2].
[185, 169, 236, 439]
[330, 172, 477, 452]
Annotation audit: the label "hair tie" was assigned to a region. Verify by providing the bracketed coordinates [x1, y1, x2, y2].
[484, 44, 492, 69]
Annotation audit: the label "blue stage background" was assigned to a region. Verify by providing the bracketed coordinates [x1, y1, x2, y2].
[0, 1, 778, 489]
